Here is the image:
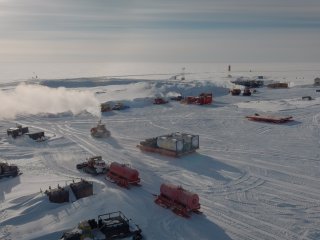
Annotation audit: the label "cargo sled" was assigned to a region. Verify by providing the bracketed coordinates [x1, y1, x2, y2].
[106, 162, 141, 188]
[26, 131, 47, 142]
[137, 132, 199, 157]
[155, 183, 201, 218]
[246, 114, 293, 123]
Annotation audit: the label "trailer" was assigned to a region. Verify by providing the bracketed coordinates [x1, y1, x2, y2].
[106, 162, 140, 188]
[60, 211, 142, 240]
[26, 131, 46, 141]
[137, 132, 199, 157]
[155, 183, 201, 218]
[246, 114, 293, 123]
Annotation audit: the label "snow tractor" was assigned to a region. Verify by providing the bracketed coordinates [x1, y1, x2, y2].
[154, 183, 201, 218]
[60, 211, 143, 240]
[77, 156, 107, 175]
[0, 162, 21, 179]
[7, 124, 29, 138]
[26, 131, 47, 142]
[90, 120, 111, 138]
[137, 132, 199, 157]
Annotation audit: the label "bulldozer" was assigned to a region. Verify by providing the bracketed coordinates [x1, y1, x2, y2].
[76, 156, 107, 175]
[90, 120, 111, 138]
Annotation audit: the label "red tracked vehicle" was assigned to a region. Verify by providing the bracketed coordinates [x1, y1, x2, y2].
[154, 183, 201, 218]
[106, 162, 140, 188]
[153, 97, 168, 105]
[181, 92, 212, 105]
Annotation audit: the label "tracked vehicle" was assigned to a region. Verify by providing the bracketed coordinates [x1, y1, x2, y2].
[0, 162, 20, 179]
[60, 211, 142, 240]
[77, 156, 107, 175]
[90, 120, 111, 138]
[7, 124, 29, 138]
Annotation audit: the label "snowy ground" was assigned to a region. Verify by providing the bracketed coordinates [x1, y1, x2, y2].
[1, 70, 320, 240]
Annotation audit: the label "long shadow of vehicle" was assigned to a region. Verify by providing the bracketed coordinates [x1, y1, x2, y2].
[0, 176, 21, 202]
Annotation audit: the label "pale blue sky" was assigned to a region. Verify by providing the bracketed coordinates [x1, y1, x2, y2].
[1, 0, 320, 64]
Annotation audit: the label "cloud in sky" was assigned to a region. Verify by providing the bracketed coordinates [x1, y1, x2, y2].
[0, 0, 320, 65]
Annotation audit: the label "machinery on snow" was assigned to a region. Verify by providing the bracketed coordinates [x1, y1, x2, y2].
[90, 120, 111, 138]
[76, 156, 107, 175]
[60, 211, 143, 240]
[0, 162, 21, 179]
[77, 156, 141, 188]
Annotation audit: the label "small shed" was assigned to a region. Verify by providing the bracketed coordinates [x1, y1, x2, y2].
[314, 78, 320, 86]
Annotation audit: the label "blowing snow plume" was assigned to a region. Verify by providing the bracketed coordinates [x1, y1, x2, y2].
[0, 83, 101, 119]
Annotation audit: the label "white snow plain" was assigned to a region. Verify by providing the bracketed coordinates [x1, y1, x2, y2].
[0, 69, 320, 240]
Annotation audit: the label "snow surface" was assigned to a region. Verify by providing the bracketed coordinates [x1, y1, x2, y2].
[1, 70, 320, 240]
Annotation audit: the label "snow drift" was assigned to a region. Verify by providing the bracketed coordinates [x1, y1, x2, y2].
[0, 83, 100, 119]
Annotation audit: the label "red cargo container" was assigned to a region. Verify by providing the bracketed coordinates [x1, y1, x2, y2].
[197, 93, 212, 105]
[155, 183, 201, 218]
[107, 162, 140, 188]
